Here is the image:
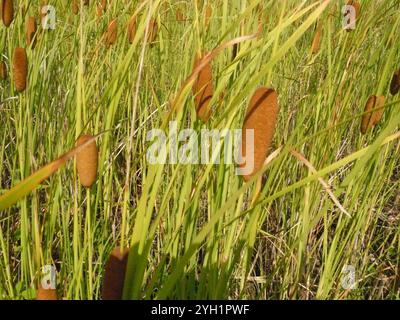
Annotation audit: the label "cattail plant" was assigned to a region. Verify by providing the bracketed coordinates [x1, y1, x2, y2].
[12, 48, 28, 92]
[390, 70, 400, 95]
[0, 60, 7, 80]
[192, 52, 214, 122]
[311, 22, 322, 54]
[105, 19, 118, 47]
[76, 134, 98, 188]
[26, 17, 38, 49]
[2, 0, 14, 27]
[148, 18, 158, 43]
[97, 0, 107, 17]
[72, 0, 79, 15]
[102, 247, 129, 300]
[240, 87, 279, 181]
[361, 95, 385, 134]
[36, 285, 58, 300]
[127, 16, 136, 44]
[71, 0, 88, 15]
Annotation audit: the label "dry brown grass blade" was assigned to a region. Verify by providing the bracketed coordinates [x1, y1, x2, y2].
[290, 149, 351, 218]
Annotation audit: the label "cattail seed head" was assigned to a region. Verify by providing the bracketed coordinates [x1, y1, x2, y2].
[0, 61, 7, 80]
[148, 19, 158, 43]
[105, 19, 118, 47]
[2, 0, 14, 27]
[390, 70, 400, 96]
[36, 285, 58, 300]
[192, 52, 214, 122]
[97, 0, 107, 17]
[76, 134, 98, 188]
[361, 95, 385, 134]
[127, 16, 136, 44]
[102, 247, 129, 300]
[311, 23, 322, 54]
[241, 87, 279, 181]
[26, 17, 38, 48]
[72, 0, 79, 15]
[12, 48, 28, 92]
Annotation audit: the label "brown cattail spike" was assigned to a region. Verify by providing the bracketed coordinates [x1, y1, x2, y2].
[361, 95, 385, 134]
[390, 70, 400, 96]
[97, 0, 107, 16]
[192, 53, 214, 122]
[102, 247, 129, 300]
[76, 134, 98, 188]
[2, 0, 14, 27]
[148, 19, 158, 43]
[105, 19, 118, 47]
[241, 87, 279, 181]
[13, 48, 28, 92]
[36, 284, 58, 300]
[0, 61, 7, 80]
[127, 16, 136, 44]
[311, 23, 322, 54]
[72, 0, 79, 15]
[26, 17, 38, 48]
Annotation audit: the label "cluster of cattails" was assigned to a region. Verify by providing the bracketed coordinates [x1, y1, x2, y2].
[76, 134, 98, 188]
[192, 52, 214, 122]
[240, 87, 279, 181]
[361, 95, 385, 134]
[2, 0, 14, 27]
[102, 247, 129, 300]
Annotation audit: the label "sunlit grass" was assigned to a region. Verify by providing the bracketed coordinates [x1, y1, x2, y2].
[0, 0, 399, 300]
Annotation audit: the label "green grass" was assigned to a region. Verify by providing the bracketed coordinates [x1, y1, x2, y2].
[0, 0, 399, 300]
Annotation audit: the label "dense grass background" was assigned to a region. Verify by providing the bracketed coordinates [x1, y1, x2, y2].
[0, 0, 399, 299]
